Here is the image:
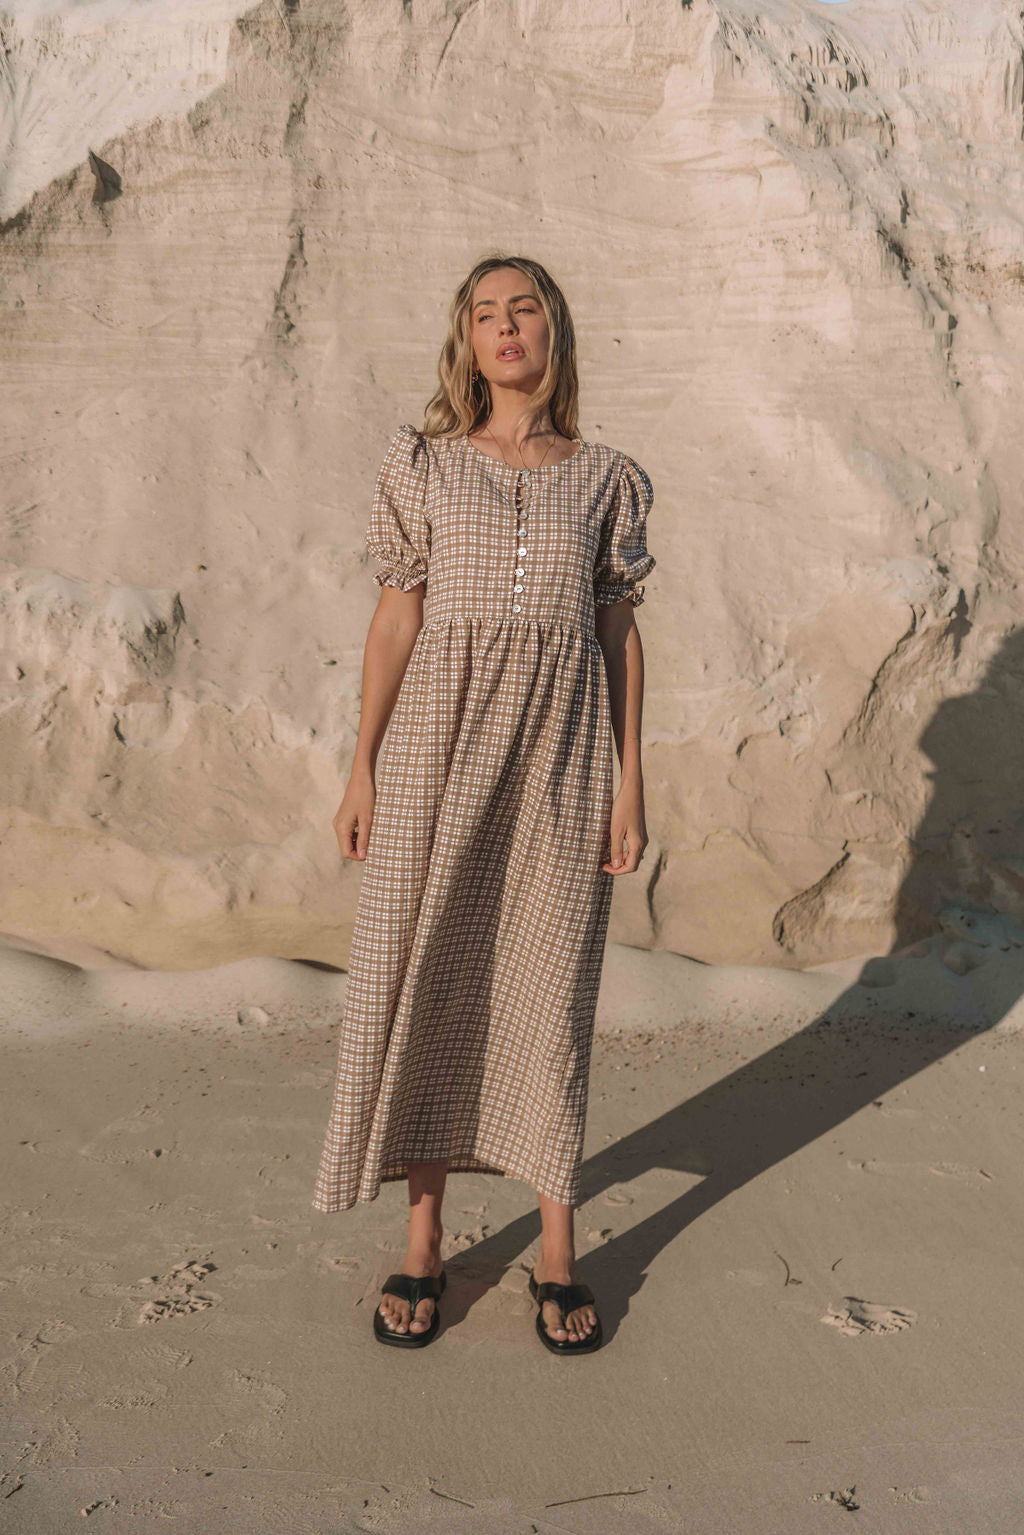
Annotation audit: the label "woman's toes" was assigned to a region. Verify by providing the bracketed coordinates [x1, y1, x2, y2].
[409, 1302, 433, 1332]
[382, 1299, 409, 1332]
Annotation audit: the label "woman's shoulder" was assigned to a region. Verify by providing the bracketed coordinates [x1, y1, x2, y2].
[392, 422, 463, 461]
[381, 422, 449, 474]
[580, 438, 622, 464]
[583, 440, 650, 488]
[391, 421, 427, 448]
[586, 438, 645, 465]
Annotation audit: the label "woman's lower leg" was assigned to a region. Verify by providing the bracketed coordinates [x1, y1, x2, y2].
[407, 1158, 447, 1261]
[533, 1190, 597, 1342]
[378, 1158, 448, 1335]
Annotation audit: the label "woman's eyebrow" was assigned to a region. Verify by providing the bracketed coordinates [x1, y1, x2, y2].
[473, 293, 538, 310]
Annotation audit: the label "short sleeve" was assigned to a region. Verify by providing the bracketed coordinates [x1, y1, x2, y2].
[593, 451, 656, 608]
[365, 424, 431, 591]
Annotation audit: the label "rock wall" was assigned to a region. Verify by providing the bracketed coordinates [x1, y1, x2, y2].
[2, 0, 1024, 970]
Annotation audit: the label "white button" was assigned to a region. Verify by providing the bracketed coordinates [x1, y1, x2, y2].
[513, 584, 524, 593]
[518, 546, 527, 555]
[515, 566, 525, 575]
[512, 603, 522, 612]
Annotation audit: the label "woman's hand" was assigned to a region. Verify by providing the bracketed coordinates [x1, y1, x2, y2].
[602, 780, 648, 874]
[333, 765, 376, 860]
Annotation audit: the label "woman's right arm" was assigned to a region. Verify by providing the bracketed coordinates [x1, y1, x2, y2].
[332, 583, 424, 860]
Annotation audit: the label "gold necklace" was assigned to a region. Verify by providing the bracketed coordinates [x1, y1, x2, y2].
[483, 421, 555, 472]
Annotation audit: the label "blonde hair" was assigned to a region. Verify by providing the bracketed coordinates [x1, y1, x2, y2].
[421, 253, 580, 441]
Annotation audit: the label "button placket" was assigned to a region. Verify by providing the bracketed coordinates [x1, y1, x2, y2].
[512, 468, 531, 614]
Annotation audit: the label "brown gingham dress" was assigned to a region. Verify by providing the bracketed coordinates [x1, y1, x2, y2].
[311, 424, 655, 1211]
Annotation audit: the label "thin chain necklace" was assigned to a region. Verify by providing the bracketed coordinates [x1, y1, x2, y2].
[483, 420, 555, 473]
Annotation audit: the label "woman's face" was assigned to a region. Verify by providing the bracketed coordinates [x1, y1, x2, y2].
[469, 267, 550, 392]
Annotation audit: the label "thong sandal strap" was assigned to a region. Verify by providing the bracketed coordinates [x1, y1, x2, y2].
[380, 1271, 445, 1320]
[533, 1280, 595, 1321]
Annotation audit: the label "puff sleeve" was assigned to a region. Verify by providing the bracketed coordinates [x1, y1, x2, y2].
[365, 424, 431, 591]
[593, 451, 656, 608]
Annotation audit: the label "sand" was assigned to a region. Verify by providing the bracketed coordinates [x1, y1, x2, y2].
[3, 939, 1024, 1532]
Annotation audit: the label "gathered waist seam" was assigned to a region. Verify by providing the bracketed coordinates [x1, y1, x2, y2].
[420, 613, 598, 643]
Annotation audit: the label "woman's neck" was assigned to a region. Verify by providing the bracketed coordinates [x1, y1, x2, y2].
[480, 399, 555, 449]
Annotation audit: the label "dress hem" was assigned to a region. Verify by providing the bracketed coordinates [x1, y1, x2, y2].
[311, 1149, 583, 1215]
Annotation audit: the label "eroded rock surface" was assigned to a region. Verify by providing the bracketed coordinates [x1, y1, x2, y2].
[3, 0, 1024, 968]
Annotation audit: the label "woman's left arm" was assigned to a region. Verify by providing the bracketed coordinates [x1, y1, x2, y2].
[595, 599, 648, 874]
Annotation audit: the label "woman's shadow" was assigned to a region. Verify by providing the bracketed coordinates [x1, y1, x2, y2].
[446, 621, 1024, 1337]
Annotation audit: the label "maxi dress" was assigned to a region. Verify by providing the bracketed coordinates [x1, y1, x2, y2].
[312, 424, 655, 1212]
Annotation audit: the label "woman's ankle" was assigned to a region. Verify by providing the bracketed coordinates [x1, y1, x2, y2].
[536, 1243, 576, 1272]
[406, 1216, 444, 1262]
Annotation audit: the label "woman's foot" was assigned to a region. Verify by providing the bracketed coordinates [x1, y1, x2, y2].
[377, 1221, 444, 1336]
[531, 1249, 598, 1343]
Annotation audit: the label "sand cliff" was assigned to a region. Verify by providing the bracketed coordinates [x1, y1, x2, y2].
[3, 0, 1024, 969]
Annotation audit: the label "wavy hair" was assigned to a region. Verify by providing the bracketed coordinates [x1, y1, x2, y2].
[421, 253, 580, 441]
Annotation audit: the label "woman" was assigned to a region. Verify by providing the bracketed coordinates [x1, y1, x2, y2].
[312, 253, 655, 1355]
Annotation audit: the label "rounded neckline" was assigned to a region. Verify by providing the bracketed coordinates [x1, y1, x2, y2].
[459, 433, 587, 475]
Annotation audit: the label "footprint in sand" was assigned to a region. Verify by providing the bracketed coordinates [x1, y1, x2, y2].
[320, 1255, 361, 1276]
[230, 1370, 286, 1415]
[890, 1485, 930, 1504]
[138, 1344, 193, 1370]
[821, 1297, 917, 1337]
[582, 1227, 614, 1247]
[442, 1226, 491, 1254]
[848, 1157, 993, 1184]
[80, 1497, 120, 1516]
[929, 1160, 993, 1181]
[137, 1260, 218, 1324]
[812, 1486, 860, 1510]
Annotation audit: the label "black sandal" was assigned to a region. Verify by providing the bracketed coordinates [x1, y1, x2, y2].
[529, 1271, 603, 1354]
[373, 1269, 447, 1348]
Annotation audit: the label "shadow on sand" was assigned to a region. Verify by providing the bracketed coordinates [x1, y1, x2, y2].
[443, 624, 1024, 1339]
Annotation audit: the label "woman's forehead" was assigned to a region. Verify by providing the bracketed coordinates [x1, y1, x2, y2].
[472, 270, 539, 305]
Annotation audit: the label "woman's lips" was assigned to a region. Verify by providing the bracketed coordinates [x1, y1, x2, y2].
[497, 346, 524, 359]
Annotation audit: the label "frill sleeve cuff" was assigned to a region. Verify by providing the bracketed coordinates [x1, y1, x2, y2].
[593, 579, 649, 608]
[371, 558, 429, 591]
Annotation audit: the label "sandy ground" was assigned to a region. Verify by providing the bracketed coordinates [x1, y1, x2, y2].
[3, 941, 1024, 1534]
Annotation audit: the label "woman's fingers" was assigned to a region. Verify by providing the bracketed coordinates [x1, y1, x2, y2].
[333, 804, 372, 859]
[603, 819, 646, 873]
